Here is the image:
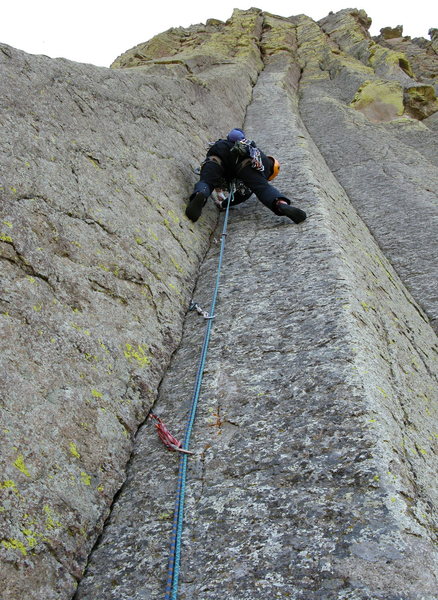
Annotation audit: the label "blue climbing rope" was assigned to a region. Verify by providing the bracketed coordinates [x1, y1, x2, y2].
[164, 185, 234, 600]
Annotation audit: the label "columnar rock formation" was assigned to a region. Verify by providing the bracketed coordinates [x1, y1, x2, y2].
[1, 8, 437, 600]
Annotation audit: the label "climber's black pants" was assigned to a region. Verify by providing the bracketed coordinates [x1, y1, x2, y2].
[193, 159, 290, 215]
[237, 164, 289, 214]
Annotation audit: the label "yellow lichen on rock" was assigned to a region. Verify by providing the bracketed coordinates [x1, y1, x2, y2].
[295, 15, 331, 85]
[369, 43, 414, 78]
[350, 79, 405, 122]
[123, 343, 151, 367]
[1, 538, 28, 556]
[13, 454, 31, 477]
[69, 442, 81, 459]
[404, 85, 438, 120]
[111, 8, 264, 74]
[260, 13, 296, 56]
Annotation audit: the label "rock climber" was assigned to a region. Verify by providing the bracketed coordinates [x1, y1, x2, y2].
[185, 128, 307, 224]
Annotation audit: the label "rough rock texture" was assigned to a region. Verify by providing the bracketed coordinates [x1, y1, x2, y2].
[77, 11, 438, 600]
[375, 26, 438, 87]
[1, 7, 438, 600]
[298, 10, 438, 332]
[0, 11, 262, 598]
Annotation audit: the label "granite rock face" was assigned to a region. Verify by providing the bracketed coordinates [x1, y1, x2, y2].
[375, 25, 438, 86]
[296, 10, 438, 334]
[0, 12, 261, 598]
[1, 7, 437, 600]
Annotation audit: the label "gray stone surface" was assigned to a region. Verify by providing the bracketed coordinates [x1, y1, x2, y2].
[0, 25, 258, 599]
[296, 13, 438, 333]
[76, 24, 438, 600]
[375, 34, 438, 87]
[1, 8, 438, 600]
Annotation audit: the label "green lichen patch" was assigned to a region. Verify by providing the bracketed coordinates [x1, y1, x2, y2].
[404, 85, 438, 120]
[350, 79, 404, 122]
[43, 505, 63, 530]
[13, 454, 31, 477]
[0, 480, 20, 494]
[170, 257, 183, 273]
[123, 343, 151, 367]
[2, 538, 28, 556]
[111, 7, 264, 74]
[80, 472, 91, 486]
[369, 44, 414, 78]
[167, 210, 180, 224]
[260, 14, 296, 56]
[69, 442, 81, 459]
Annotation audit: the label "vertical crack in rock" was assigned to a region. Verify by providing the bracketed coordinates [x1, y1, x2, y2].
[1, 8, 437, 600]
[70, 222, 220, 597]
[74, 11, 437, 600]
[0, 9, 262, 598]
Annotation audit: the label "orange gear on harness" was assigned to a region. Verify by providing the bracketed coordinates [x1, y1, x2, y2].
[267, 156, 280, 181]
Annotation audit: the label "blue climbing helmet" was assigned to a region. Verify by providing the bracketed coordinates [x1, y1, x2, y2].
[227, 128, 245, 142]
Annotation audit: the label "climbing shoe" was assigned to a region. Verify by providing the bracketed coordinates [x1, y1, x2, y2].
[185, 192, 206, 222]
[276, 200, 307, 224]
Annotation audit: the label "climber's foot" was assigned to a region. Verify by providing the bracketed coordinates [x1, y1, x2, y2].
[276, 200, 307, 224]
[185, 192, 206, 222]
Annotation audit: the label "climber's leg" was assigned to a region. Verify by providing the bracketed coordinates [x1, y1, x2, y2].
[186, 158, 226, 222]
[238, 164, 306, 223]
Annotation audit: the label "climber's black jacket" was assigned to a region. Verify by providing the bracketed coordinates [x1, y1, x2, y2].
[194, 138, 287, 214]
[206, 139, 272, 178]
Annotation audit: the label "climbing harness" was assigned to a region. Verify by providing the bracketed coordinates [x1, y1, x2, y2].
[163, 183, 234, 600]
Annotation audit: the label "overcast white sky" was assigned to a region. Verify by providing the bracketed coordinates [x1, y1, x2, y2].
[2, 1, 437, 68]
